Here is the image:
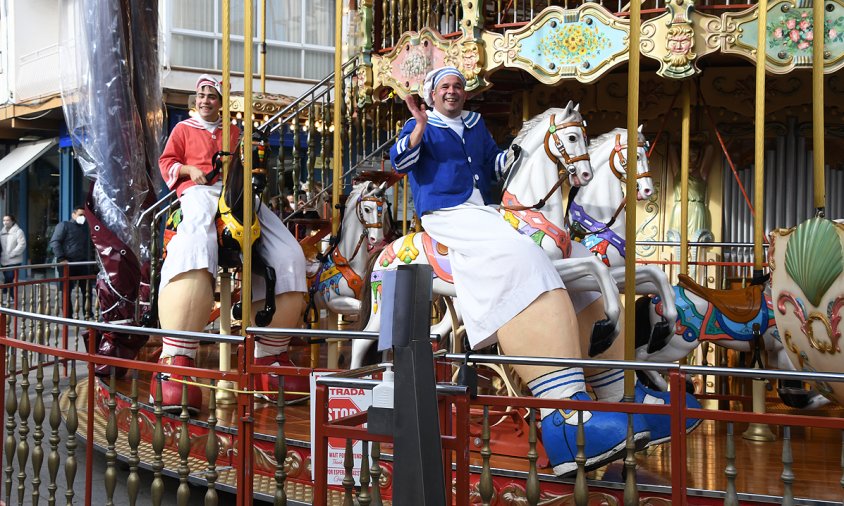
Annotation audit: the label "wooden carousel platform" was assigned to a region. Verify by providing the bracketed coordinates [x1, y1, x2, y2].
[60, 343, 844, 504]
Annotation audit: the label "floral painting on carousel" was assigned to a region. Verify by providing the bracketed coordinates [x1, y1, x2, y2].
[487, 5, 629, 84]
[722, 0, 844, 73]
[767, 8, 844, 54]
[536, 22, 613, 66]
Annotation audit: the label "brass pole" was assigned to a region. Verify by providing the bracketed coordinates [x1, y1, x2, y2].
[332, 0, 344, 235]
[242, 0, 254, 333]
[813, 0, 826, 211]
[623, 3, 642, 502]
[217, 0, 237, 405]
[680, 82, 690, 276]
[743, 0, 776, 443]
[259, 0, 267, 94]
[623, 0, 641, 397]
[752, 0, 767, 275]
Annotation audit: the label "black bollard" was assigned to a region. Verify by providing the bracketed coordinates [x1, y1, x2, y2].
[368, 264, 445, 505]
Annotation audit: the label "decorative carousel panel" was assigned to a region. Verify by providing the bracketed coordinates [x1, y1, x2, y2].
[722, 0, 844, 74]
[770, 218, 844, 404]
[485, 5, 629, 84]
[371, 28, 485, 100]
[640, 0, 722, 79]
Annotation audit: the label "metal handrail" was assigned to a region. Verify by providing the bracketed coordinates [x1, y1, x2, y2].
[0, 306, 243, 345]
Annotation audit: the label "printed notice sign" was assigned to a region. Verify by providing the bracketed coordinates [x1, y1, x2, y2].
[310, 372, 372, 485]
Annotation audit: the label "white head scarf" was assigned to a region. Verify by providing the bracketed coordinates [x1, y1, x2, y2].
[421, 66, 467, 108]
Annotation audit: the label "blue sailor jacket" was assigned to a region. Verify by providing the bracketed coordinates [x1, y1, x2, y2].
[389, 110, 507, 216]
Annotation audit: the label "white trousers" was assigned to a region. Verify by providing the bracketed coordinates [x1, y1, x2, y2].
[160, 183, 306, 299]
[421, 190, 598, 349]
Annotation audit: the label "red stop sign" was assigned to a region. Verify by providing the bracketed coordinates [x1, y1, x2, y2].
[328, 397, 361, 449]
[328, 397, 360, 421]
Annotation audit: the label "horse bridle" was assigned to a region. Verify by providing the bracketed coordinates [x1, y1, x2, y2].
[565, 134, 650, 237]
[544, 113, 590, 176]
[342, 194, 386, 263]
[502, 115, 591, 212]
[609, 133, 651, 184]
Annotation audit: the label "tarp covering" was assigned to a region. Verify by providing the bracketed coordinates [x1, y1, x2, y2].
[58, 0, 165, 367]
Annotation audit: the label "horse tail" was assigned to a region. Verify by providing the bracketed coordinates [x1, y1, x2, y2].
[354, 251, 381, 331]
[634, 295, 654, 351]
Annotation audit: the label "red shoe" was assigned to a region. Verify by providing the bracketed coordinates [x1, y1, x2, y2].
[150, 355, 203, 415]
[254, 352, 310, 403]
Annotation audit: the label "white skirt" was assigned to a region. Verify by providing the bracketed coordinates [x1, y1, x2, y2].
[421, 190, 598, 349]
[160, 183, 307, 299]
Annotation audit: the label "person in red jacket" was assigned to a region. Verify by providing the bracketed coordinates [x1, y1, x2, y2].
[157, 74, 307, 413]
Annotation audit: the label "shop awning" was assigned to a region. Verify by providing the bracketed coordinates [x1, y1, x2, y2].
[0, 138, 58, 187]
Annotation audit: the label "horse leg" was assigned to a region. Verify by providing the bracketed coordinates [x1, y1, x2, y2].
[608, 265, 676, 352]
[763, 330, 831, 409]
[551, 256, 621, 356]
[254, 263, 277, 327]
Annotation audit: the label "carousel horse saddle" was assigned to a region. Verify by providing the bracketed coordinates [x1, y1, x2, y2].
[421, 233, 453, 284]
[677, 274, 763, 324]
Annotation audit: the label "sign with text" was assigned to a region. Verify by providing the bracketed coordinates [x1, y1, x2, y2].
[310, 372, 372, 485]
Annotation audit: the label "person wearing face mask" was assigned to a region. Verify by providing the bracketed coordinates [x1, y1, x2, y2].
[0, 214, 26, 299]
[389, 66, 641, 476]
[49, 205, 95, 312]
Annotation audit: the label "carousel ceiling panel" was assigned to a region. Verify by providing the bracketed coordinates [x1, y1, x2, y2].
[484, 5, 630, 84]
[722, 0, 844, 74]
[370, 28, 486, 100]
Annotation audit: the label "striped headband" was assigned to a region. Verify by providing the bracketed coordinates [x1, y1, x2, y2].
[422, 66, 466, 107]
[195, 74, 222, 97]
[432, 67, 466, 88]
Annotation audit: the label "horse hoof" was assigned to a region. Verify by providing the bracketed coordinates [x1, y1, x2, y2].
[587, 319, 616, 357]
[255, 310, 273, 327]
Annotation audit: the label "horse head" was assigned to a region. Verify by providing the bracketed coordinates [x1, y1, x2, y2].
[507, 101, 592, 191]
[589, 126, 653, 201]
[344, 181, 391, 255]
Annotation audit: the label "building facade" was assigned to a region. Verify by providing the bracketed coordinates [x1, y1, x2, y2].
[0, 0, 338, 263]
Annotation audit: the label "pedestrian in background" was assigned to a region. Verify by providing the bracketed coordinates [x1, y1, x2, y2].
[49, 205, 95, 316]
[0, 214, 26, 300]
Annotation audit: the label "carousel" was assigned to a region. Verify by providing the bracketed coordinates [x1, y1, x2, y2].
[0, 0, 843, 505]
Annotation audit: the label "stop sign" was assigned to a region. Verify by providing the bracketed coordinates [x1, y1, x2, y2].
[327, 397, 361, 449]
[329, 397, 361, 420]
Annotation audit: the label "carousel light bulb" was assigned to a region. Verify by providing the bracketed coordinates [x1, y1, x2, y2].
[329, 125, 335, 132]
[236, 112, 243, 120]
[231, 119, 238, 125]
[254, 121, 260, 128]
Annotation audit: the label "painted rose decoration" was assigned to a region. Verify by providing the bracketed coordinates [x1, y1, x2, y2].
[768, 9, 844, 54]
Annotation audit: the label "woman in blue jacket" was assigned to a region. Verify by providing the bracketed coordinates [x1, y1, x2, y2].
[389, 66, 638, 476]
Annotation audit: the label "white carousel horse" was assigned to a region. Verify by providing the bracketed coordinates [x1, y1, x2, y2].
[564, 126, 678, 340]
[770, 217, 844, 406]
[569, 130, 828, 407]
[308, 180, 393, 317]
[351, 102, 623, 369]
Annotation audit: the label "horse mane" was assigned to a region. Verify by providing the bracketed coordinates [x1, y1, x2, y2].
[512, 109, 558, 147]
[589, 126, 647, 150]
[589, 127, 627, 149]
[345, 181, 367, 212]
